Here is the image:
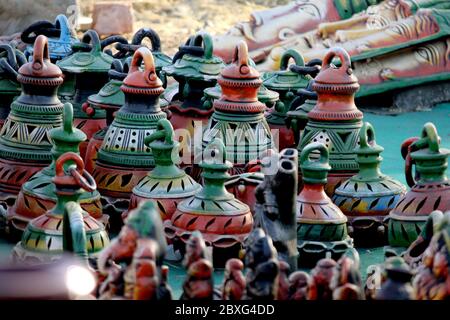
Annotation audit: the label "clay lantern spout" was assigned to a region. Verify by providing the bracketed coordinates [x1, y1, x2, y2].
[11, 152, 109, 265]
[7, 103, 106, 238]
[0, 35, 64, 217]
[387, 122, 449, 256]
[297, 47, 363, 196]
[296, 142, 354, 268]
[333, 122, 406, 247]
[93, 47, 166, 232]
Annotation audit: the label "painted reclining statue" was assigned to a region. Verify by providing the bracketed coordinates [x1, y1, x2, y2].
[257, 0, 450, 70]
[213, 0, 383, 63]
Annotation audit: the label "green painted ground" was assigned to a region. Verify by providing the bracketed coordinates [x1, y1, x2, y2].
[0, 103, 449, 298]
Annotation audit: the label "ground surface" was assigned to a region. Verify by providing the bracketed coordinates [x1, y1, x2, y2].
[0, 103, 448, 298]
[80, 0, 289, 55]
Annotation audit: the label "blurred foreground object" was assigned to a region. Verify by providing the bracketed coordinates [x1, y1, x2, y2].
[92, 2, 134, 36]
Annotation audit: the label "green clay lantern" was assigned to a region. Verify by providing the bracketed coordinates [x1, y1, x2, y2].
[297, 47, 363, 196]
[128, 118, 201, 221]
[57, 30, 114, 157]
[387, 122, 449, 255]
[163, 31, 224, 155]
[93, 47, 167, 230]
[0, 45, 27, 130]
[165, 138, 253, 267]
[297, 142, 354, 268]
[332, 122, 406, 247]
[202, 41, 273, 175]
[262, 49, 311, 150]
[0, 35, 64, 210]
[8, 103, 105, 236]
[12, 152, 109, 264]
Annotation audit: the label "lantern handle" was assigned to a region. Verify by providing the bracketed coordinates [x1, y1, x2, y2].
[416, 122, 440, 153]
[144, 118, 174, 147]
[129, 47, 157, 84]
[82, 30, 102, 55]
[233, 41, 250, 75]
[132, 28, 161, 52]
[322, 47, 352, 73]
[300, 142, 329, 169]
[279, 49, 305, 71]
[401, 137, 419, 188]
[54, 14, 73, 41]
[32, 35, 50, 72]
[63, 103, 74, 133]
[55, 152, 97, 192]
[359, 122, 376, 149]
[191, 31, 213, 59]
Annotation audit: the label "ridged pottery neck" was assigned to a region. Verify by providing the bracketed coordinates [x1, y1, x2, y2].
[122, 94, 161, 114]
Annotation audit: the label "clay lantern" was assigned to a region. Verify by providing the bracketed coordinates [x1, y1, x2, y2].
[93, 47, 167, 232]
[0, 35, 64, 211]
[0, 45, 27, 130]
[11, 152, 109, 264]
[387, 122, 449, 255]
[262, 49, 311, 150]
[83, 28, 171, 173]
[297, 142, 353, 268]
[203, 41, 273, 175]
[57, 30, 114, 157]
[165, 138, 253, 267]
[7, 103, 105, 238]
[128, 118, 201, 221]
[333, 122, 406, 247]
[297, 47, 363, 196]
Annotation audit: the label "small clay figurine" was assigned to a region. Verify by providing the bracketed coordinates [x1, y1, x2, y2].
[308, 258, 337, 300]
[330, 255, 365, 300]
[180, 231, 214, 300]
[413, 211, 450, 300]
[288, 271, 311, 300]
[277, 260, 291, 300]
[375, 257, 415, 300]
[254, 148, 298, 270]
[222, 258, 246, 300]
[243, 228, 280, 300]
[97, 201, 171, 300]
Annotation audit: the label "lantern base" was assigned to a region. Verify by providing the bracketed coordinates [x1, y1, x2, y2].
[297, 236, 354, 268]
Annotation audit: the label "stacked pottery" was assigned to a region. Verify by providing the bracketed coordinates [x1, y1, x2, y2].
[297, 47, 363, 195]
[0, 45, 27, 130]
[93, 47, 166, 231]
[83, 28, 171, 173]
[57, 30, 114, 157]
[128, 118, 201, 221]
[202, 41, 273, 174]
[0, 36, 64, 210]
[164, 138, 253, 267]
[11, 152, 109, 264]
[386, 122, 449, 256]
[332, 122, 406, 246]
[262, 49, 311, 150]
[296, 142, 353, 267]
[7, 103, 105, 237]
[22, 14, 79, 63]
